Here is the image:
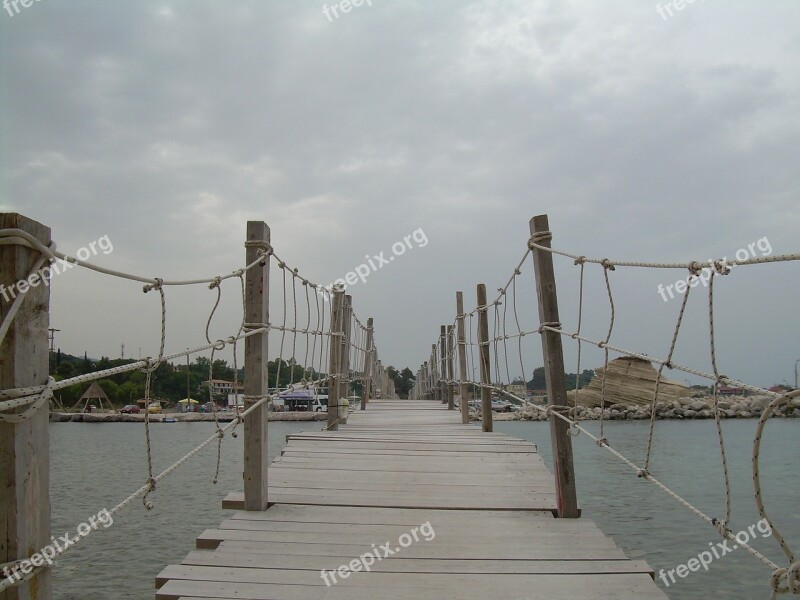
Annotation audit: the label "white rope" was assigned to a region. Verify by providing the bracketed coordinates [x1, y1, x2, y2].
[0, 228, 267, 287]
[0, 392, 275, 593]
[528, 238, 800, 270]
[472, 380, 781, 572]
[0, 379, 54, 423]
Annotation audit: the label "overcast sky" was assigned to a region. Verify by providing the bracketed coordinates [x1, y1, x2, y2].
[2, 0, 798, 390]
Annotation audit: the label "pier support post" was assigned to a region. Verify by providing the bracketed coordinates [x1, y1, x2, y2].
[446, 325, 455, 410]
[243, 220, 270, 511]
[361, 318, 374, 410]
[339, 295, 352, 403]
[439, 326, 447, 404]
[0, 213, 52, 600]
[456, 291, 470, 424]
[327, 286, 345, 431]
[530, 214, 579, 518]
[476, 283, 493, 432]
[430, 345, 438, 402]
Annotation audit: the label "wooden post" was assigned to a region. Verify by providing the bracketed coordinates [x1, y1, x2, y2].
[339, 295, 352, 402]
[456, 291, 470, 424]
[439, 327, 447, 404]
[530, 214, 579, 518]
[446, 325, 455, 410]
[430, 344, 442, 402]
[476, 283, 493, 432]
[361, 318, 374, 410]
[243, 221, 270, 511]
[327, 287, 344, 431]
[0, 214, 52, 600]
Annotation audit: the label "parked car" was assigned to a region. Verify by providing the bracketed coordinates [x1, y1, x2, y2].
[147, 403, 162, 414]
[120, 405, 140, 414]
[491, 397, 513, 412]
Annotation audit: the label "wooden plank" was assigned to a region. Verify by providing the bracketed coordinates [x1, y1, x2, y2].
[156, 574, 669, 600]
[179, 551, 656, 575]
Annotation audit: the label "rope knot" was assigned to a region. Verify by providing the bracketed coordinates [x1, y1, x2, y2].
[574, 256, 586, 265]
[538, 322, 562, 333]
[637, 469, 650, 479]
[142, 477, 157, 510]
[208, 276, 222, 290]
[143, 278, 163, 293]
[528, 231, 552, 247]
[688, 261, 704, 276]
[713, 259, 731, 275]
[596, 437, 608, 447]
[770, 562, 800, 596]
[711, 518, 730, 538]
[600, 258, 616, 271]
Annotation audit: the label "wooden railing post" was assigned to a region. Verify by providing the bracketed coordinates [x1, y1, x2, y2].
[0, 213, 52, 600]
[439, 326, 447, 404]
[530, 214, 579, 518]
[327, 286, 344, 431]
[243, 220, 270, 511]
[339, 295, 352, 403]
[430, 345, 438, 402]
[446, 325, 455, 410]
[456, 291, 470, 424]
[476, 284, 493, 432]
[361, 317, 374, 410]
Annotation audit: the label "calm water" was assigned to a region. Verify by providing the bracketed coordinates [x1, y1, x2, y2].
[47, 419, 797, 599]
[497, 420, 799, 600]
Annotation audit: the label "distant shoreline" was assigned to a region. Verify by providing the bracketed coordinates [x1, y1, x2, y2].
[49, 411, 327, 423]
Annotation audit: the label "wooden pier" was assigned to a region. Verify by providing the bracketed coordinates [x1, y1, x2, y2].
[155, 400, 667, 599]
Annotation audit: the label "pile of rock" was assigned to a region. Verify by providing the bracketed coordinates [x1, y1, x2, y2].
[475, 356, 800, 421]
[567, 356, 692, 408]
[499, 394, 799, 421]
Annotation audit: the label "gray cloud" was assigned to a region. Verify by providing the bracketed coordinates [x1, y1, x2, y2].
[2, 0, 798, 387]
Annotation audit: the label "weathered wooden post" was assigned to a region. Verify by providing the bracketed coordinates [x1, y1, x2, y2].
[327, 286, 344, 431]
[530, 214, 579, 518]
[430, 345, 439, 402]
[446, 325, 455, 410]
[339, 295, 352, 403]
[361, 317, 374, 410]
[243, 220, 270, 511]
[476, 283, 493, 432]
[439, 327, 447, 404]
[0, 213, 52, 600]
[456, 291, 470, 424]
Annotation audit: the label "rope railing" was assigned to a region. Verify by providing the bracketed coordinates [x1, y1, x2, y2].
[415, 215, 799, 597]
[0, 218, 384, 596]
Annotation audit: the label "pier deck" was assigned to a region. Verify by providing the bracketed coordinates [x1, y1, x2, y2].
[155, 400, 667, 599]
